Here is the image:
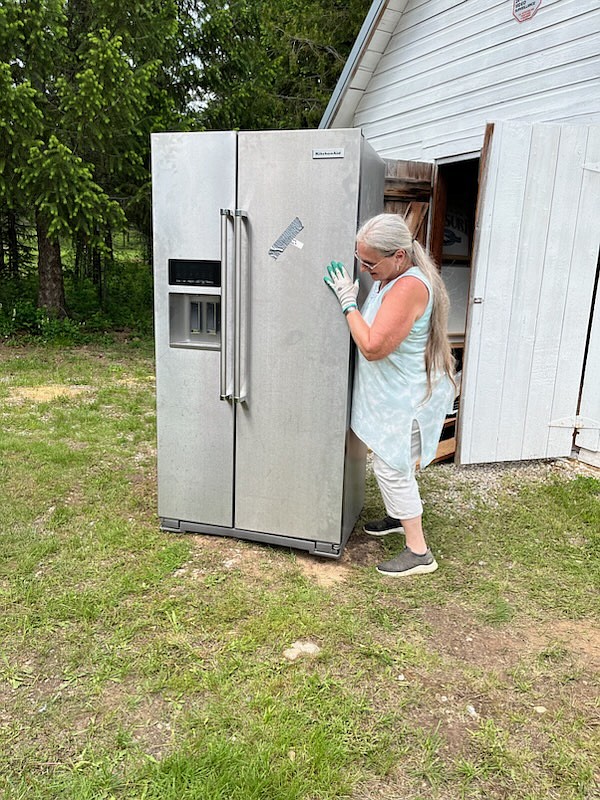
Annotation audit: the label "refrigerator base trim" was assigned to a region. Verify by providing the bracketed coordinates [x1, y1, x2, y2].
[159, 518, 351, 559]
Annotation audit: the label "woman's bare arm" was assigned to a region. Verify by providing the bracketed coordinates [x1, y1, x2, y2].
[345, 276, 429, 361]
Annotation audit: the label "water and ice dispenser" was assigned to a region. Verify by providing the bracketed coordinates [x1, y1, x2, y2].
[168, 259, 221, 349]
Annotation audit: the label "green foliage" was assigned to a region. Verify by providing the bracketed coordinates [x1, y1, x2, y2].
[0, 0, 372, 320]
[0, 65, 43, 196]
[0, 233, 153, 340]
[265, 0, 372, 128]
[20, 136, 126, 240]
[0, 0, 190, 312]
[193, 0, 371, 130]
[2, 2, 168, 244]
[0, 299, 90, 343]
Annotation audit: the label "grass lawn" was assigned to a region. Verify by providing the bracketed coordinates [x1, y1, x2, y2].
[1, 339, 598, 799]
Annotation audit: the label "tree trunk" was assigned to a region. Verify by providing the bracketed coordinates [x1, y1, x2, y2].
[36, 211, 67, 318]
[0, 218, 5, 276]
[92, 246, 101, 287]
[75, 235, 84, 282]
[101, 228, 114, 307]
[7, 211, 20, 279]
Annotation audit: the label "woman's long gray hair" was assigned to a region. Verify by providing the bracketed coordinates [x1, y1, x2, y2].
[356, 213, 455, 395]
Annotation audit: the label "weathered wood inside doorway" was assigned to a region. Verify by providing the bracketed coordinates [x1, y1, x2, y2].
[383, 159, 434, 246]
[383, 158, 458, 464]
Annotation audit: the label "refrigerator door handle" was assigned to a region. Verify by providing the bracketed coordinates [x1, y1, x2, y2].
[234, 209, 248, 404]
[220, 209, 233, 401]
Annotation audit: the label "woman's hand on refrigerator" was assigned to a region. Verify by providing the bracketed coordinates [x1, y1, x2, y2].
[323, 261, 359, 314]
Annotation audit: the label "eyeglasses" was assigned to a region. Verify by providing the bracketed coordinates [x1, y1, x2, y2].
[354, 250, 397, 271]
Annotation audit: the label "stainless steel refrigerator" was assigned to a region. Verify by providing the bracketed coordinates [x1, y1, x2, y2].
[151, 129, 384, 557]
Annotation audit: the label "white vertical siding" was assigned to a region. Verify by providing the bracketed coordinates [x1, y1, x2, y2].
[528, 126, 596, 458]
[349, 0, 600, 160]
[458, 122, 600, 465]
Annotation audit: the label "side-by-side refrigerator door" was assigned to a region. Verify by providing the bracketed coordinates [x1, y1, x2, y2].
[152, 132, 237, 528]
[233, 129, 364, 543]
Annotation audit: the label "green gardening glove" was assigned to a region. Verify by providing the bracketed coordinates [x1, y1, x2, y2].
[323, 261, 359, 314]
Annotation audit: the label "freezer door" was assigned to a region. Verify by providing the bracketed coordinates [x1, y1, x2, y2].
[234, 129, 366, 542]
[152, 132, 237, 526]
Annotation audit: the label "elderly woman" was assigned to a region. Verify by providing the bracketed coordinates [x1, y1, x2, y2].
[324, 213, 455, 577]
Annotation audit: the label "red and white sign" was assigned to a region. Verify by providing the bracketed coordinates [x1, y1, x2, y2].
[513, 0, 542, 23]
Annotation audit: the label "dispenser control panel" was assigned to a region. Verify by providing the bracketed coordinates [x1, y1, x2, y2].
[169, 259, 221, 287]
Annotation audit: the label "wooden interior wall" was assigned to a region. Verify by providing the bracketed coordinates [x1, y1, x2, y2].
[383, 159, 433, 246]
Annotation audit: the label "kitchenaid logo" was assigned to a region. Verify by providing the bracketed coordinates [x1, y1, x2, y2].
[312, 148, 345, 159]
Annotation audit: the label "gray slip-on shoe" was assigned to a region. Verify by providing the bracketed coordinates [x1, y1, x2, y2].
[376, 547, 438, 577]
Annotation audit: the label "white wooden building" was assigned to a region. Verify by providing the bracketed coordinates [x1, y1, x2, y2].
[321, 0, 600, 468]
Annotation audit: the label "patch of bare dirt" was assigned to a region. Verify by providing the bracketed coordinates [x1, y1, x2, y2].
[98, 682, 183, 760]
[424, 604, 533, 669]
[522, 618, 600, 668]
[173, 528, 383, 589]
[173, 533, 285, 584]
[295, 532, 384, 587]
[342, 532, 385, 567]
[408, 605, 600, 761]
[295, 555, 352, 587]
[7, 385, 94, 403]
[424, 604, 600, 672]
[351, 778, 425, 800]
[347, 599, 599, 767]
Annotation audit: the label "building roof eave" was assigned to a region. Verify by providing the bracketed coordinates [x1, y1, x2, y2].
[319, 0, 409, 130]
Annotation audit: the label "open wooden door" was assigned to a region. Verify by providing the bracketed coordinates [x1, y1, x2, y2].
[457, 121, 600, 465]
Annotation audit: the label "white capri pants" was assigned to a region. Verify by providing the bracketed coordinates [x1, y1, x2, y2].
[372, 422, 423, 520]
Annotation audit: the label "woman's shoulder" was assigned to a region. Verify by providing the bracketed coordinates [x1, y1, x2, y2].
[396, 266, 432, 300]
[387, 268, 430, 296]
[381, 270, 430, 319]
[403, 265, 430, 286]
